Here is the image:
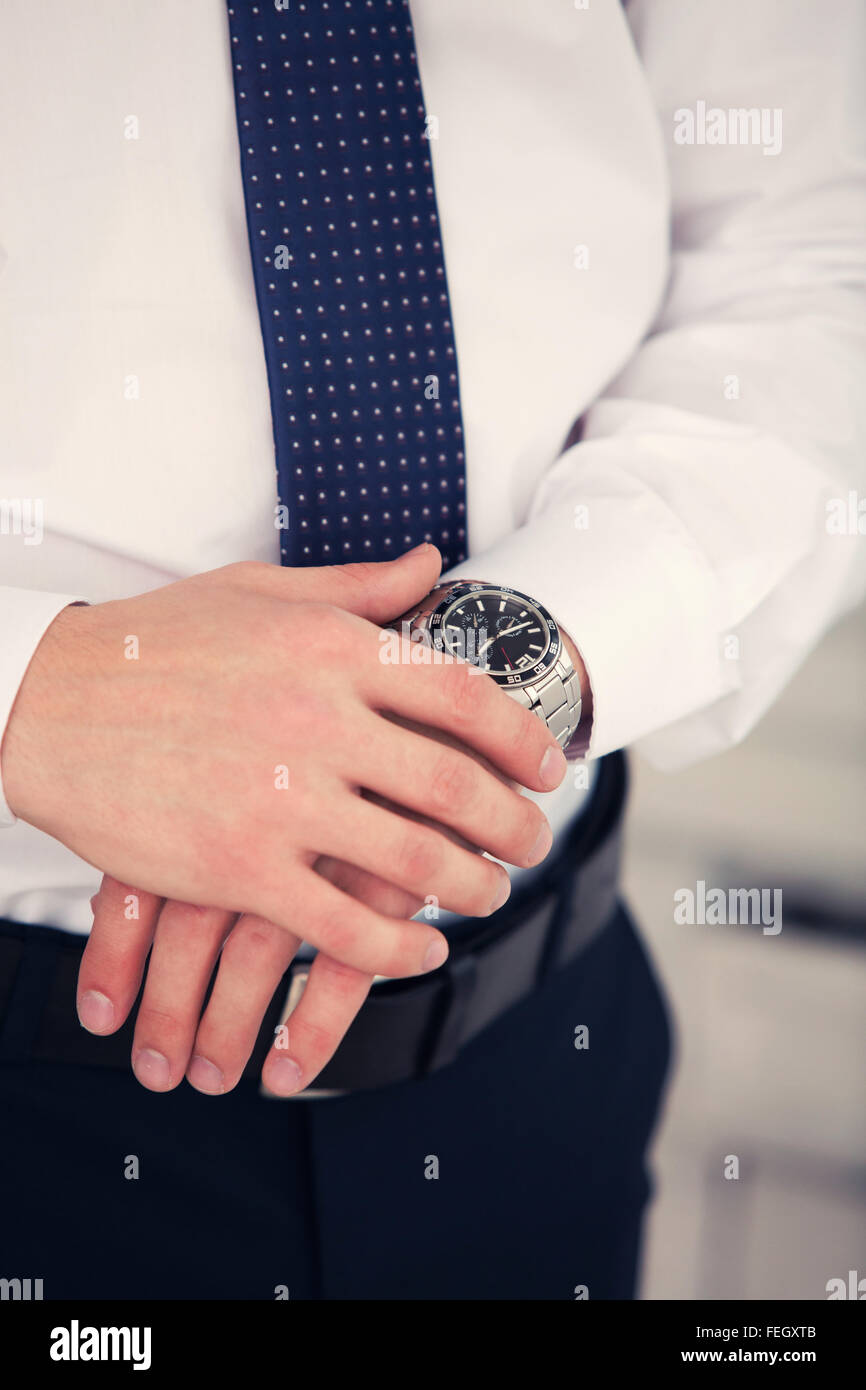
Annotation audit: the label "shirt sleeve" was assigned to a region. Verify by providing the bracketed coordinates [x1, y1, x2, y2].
[444, 0, 866, 769]
[0, 588, 90, 826]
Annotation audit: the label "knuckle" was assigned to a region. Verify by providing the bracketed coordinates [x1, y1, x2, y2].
[315, 906, 362, 962]
[98, 876, 140, 919]
[244, 924, 279, 954]
[318, 961, 363, 1005]
[178, 902, 214, 921]
[446, 660, 482, 726]
[520, 799, 545, 854]
[135, 1004, 184, 1048]
[429, 753, 477, 814]
[163, 903, 224, 939]
[400, 827, 442, 885]
[365, 881, 420, 917]
[223, 919, 283, 971]
[290, 1013, 336, 1059]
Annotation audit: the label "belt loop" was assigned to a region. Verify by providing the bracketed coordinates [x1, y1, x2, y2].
[422, 953, 478, 1076]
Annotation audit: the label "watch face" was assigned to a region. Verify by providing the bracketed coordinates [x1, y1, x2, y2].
[430, 584, 560, 688]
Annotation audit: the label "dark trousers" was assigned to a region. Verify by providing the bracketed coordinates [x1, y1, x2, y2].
[0, 900, 672, 1300]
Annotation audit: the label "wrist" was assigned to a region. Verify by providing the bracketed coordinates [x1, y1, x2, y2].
[1, 602, 95, 828]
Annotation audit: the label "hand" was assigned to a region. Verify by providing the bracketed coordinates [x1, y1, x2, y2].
[2, 546, 568, 1093]
[86, 710, 520, 1096]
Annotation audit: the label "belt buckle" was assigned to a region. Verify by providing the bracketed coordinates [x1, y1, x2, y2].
[258, 967, 348, 1101]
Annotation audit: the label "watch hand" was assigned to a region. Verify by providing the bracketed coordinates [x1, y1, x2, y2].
[479, 621, 528, 657]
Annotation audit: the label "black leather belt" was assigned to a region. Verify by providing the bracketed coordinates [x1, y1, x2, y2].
[0, 752, 626, 1097]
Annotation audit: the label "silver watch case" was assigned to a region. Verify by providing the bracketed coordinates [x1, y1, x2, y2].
[404, 580, 582, 751]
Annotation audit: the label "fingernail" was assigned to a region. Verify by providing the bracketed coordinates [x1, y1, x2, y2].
[529, 821, 554, 866]
[133, 1048, 171, 1089]
[268, 1056, 303, 1095]
[188, 1055, 224, 1095]
[78, 989, 115, 1033]
[489, 875, 511, 914]
[423, 937, 449, 973]
[404, 542, 429, 556]
[539, 744, 568, 790]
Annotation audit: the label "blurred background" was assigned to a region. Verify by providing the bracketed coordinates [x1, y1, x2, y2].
[626, 603, 866, 1300]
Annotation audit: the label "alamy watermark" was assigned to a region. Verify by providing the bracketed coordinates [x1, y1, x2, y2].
[0, 497, 43, 546]
[50, 1320, 151, 1371]
[379, 621, 491, 670]
[1, 1276, 43, 1300]
[826, 1269, 866, 1299]
[674, 101, 782, 157]
[826, 491, 866, 535]
[674, 880, 782, 935]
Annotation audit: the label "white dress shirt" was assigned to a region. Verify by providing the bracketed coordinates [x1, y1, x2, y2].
[1, 0, 864, 935]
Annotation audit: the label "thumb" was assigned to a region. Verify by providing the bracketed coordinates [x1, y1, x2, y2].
[227, 542, 443, 622]
[315, 542, 444, 621]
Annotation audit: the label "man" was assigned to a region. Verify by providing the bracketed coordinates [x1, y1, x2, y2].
[0, 0, 863, 1299]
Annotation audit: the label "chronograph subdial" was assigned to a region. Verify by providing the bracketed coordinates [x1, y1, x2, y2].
[438, 590, 551, 678]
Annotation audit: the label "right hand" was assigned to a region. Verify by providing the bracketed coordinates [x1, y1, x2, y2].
[1, 546, 566, 1082]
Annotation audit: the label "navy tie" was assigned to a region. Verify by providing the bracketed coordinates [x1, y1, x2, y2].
[225, 0, 468, 571]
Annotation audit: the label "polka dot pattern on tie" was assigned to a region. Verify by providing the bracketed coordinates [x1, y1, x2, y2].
[225, 0, 468, 570]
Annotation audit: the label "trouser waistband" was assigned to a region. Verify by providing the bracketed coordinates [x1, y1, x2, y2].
[0, 752, 627, 1096]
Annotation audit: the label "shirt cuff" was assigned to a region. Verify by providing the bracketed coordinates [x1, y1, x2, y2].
[0, 588, 91, 827]
[442, 460, 731, 760]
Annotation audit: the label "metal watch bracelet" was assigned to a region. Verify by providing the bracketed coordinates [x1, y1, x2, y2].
[397, 580, 583, 753]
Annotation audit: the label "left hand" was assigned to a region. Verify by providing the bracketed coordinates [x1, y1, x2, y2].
[85, 721, 513, 1098]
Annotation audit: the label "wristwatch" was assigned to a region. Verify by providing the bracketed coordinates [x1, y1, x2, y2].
[398, 580, 582, 751]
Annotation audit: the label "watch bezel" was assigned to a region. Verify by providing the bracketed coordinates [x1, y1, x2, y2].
[427, 582, 561, 688]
